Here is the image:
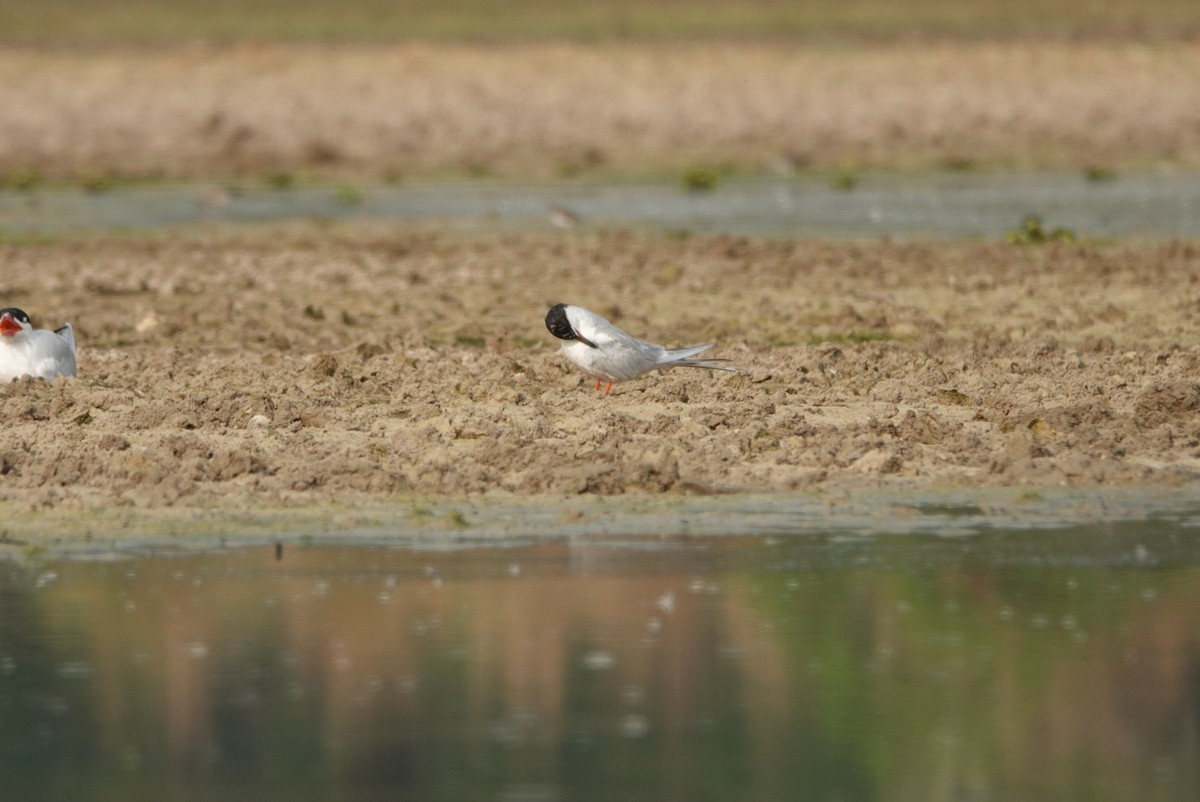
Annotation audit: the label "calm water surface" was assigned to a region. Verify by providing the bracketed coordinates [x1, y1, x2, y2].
[3, 520, 1199, 801]
[2, 172, 1198, 238]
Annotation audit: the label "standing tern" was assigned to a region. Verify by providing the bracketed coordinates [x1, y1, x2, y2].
[0, 307, 77, 382]
[544, 303, 735, 395]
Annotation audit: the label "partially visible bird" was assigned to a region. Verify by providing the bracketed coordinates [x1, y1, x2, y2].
[0, 307, 77, 382]
[544, 303, 735, 395]
[548, 203, 583, 230]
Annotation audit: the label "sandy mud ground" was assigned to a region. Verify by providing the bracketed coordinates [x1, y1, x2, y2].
[0, 228, 1198, 534]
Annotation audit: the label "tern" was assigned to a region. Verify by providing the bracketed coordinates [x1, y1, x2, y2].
[0, 307, 77, 382]
[545, 303, 735, 395]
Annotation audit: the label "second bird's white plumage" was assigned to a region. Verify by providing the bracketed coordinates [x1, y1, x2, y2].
[0, 308, 77, 382]
[546, 304, 734, 385]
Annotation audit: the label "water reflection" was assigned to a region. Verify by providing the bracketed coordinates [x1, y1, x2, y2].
[1, 528, 1199, 801]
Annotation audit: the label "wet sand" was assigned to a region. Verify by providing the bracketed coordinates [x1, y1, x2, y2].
[1, 228, 1198, 539]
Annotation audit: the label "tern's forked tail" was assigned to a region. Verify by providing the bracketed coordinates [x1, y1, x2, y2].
[656, 343, 739, 372]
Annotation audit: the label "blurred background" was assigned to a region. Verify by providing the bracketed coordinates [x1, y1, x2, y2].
[1, 0, 1199, 188]
[2, 0, 1199, 44]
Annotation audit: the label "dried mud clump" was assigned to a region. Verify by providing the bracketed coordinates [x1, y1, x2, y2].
[1134, 383, 1200, 428]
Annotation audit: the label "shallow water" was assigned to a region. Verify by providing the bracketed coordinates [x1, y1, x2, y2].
[2, 171, 1199, 239]
[3, 518, 1199, 801]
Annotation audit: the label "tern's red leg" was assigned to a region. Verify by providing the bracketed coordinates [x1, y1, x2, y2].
[603, 381, 613, 396]
[594, 380, 602, 391]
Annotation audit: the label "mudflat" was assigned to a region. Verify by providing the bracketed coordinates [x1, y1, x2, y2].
[0, 227, 1197, 534]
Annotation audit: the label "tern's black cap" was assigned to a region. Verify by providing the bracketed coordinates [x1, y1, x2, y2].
[545, 304, 575, 341]
[0, 308, 31, 325]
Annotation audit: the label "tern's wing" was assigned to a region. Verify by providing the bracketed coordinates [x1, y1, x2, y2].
[565, 307, 663, 379]
[31, 329, 77, 378]
[594, 332, 662, 380]
[54, 323, 76, 353]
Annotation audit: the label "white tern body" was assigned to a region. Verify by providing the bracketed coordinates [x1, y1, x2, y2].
[0, 307, 77, 382]
[545, 303, 734, 394]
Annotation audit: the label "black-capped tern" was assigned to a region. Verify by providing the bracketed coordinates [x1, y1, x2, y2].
[545, 303, 735, 395]
[0, 307, 77, 382]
